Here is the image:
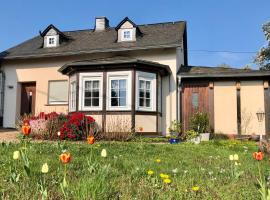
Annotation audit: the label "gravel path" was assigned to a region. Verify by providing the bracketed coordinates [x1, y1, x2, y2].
[0, 129, 19, 143]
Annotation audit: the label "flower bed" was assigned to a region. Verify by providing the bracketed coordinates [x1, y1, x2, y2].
[17, 112, 97, 140]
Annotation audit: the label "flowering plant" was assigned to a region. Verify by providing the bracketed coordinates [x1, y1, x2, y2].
[59, 112, 95, 140]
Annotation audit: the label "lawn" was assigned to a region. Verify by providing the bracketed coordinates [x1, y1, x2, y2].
[0, 140, 268, 199]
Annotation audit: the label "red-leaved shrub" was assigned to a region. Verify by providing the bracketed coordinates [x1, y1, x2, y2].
[59, 112, 95, 140]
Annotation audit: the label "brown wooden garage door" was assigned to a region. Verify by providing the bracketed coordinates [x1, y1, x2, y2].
[181, 82, 211, 132]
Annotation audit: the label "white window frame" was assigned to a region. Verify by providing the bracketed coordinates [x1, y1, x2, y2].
[48, 80, 68, 105]
[79, 72, 103, 111]
[107, 71, 131, 111]
[136, 71, 156, 111]
[121, 29, 133, 41]
[47, 36, 57, 47]
[69, 74, 77, 112]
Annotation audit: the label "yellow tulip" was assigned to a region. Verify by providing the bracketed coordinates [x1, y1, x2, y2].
[13, 151, 20, 160]
[41, 163, 49, 174]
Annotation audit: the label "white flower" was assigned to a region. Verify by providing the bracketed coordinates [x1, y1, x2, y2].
[13, 151, 20, 160]
[57, 131, 61, 136]
[101, 149, 107, 157]
[208, 171, 213, 175]
[229, 155, 234, 161]
[172, 168, 178, 174]
[233, 154, 239, 161]
[41, 163, 49, 173]
[184, 170, 188, 174]
[234, 162, 238, 166]
[136, 167, 140, 171]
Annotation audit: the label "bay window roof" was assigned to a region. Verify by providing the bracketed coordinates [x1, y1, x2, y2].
[58, 56, 171, 76]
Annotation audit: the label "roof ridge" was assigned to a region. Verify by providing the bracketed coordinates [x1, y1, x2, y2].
[61, 21, 185, 34]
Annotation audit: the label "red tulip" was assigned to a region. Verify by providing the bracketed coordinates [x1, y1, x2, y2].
[253, 152, 264, 161]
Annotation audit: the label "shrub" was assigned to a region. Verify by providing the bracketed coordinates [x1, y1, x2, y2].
[185, 130, 199, 140]
[59, 112, 96, 140]
[189, 112, 209, 133]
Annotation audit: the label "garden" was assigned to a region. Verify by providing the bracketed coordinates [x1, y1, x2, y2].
[0, 112, 269, 199]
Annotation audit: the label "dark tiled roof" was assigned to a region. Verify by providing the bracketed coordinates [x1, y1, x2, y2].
[178, 66, 270, 78]
[0, 21, 185, 60]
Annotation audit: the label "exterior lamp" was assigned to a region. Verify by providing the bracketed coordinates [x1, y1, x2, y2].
[256, 109, 265, 140]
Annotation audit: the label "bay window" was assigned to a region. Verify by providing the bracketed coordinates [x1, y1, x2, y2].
[79, 73, 103, 111]
[136, 71, 156, 111]
[107, 71, 131, 110]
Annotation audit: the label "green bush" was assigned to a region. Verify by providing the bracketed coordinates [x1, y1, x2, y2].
[185, 130, 199, 140]
[190, 112, 209, 133]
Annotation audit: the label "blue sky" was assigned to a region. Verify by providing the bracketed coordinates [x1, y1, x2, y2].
[0, 0, 269, 68]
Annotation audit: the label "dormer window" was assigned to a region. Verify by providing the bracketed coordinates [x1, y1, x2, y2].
[41, 24, 69, 48]
[47, 36, 57, 47]
[122, 29, 133, 41]
[116, 17, 142, 43]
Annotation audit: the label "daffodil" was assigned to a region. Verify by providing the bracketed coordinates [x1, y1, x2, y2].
[147, 170, 154, 175]
[101, 149, 107, 157]
[163, 178, 172, 184]
[41, 163, 49, 173]
[155, 159, 161, 163]
[192, 186, 200, 191]
[13, 151, 20, 160]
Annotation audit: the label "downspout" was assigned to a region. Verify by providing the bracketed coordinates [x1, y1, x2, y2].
[177, 75, 181, 121]
[0, 60, 5, 127]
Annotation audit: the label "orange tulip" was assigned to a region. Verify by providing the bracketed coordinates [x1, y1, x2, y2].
[87, 135, 95, 145]
[60, 153, 71, 164]
[22, 123, 31, 136]
[253, 152, 264, 161]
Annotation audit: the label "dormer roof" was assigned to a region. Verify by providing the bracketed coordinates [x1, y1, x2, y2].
[40, 24, 69, 39]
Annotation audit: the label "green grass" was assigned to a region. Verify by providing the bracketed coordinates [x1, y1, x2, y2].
[0, 140, 268, 199]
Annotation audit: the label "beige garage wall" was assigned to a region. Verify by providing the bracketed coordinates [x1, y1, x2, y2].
[214, 82, 237, 134]
[135, 115, 156, 132]
[240, 81, 265, 135]
[105, 115, 131, 132]
[16, 66, 68, 114]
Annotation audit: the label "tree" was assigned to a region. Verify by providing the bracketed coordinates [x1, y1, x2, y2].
[255, 21, 270, 70]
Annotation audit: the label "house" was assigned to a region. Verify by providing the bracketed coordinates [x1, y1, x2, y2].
[0, 16, 269, 136]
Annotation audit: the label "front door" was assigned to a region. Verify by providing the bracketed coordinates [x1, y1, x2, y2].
[20, 82, 36, 115]
[181, 82, 209, 131]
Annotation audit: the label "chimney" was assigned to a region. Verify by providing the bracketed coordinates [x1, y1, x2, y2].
[95, 17, 109, 31]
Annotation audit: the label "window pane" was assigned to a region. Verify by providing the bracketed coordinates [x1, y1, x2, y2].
[49, 81, 68, 103]
[192, 93, 199, 108]
[119, 90, 126, 98]
[85, 81, 92, 90]
[111, 89, 118, 98]
[119, 80, 126, 89]
[92, 90, 99, 98]
[111, 98, 118, 106]
[92, 98, 99, 106]
[84, 98, 92, 106]
[139, 90, 145, 98]
[119, 97, 126, 106]
[85, 91, 91, 98]
[139, 80, 145, 89]
[146, 81, 151, 89]
[146, 99, 151, 107]
[139, 98, 144, 107]
[93, 81, 99, 89]
[146, 91, 150, 98]
[111, 80, 118, 89]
